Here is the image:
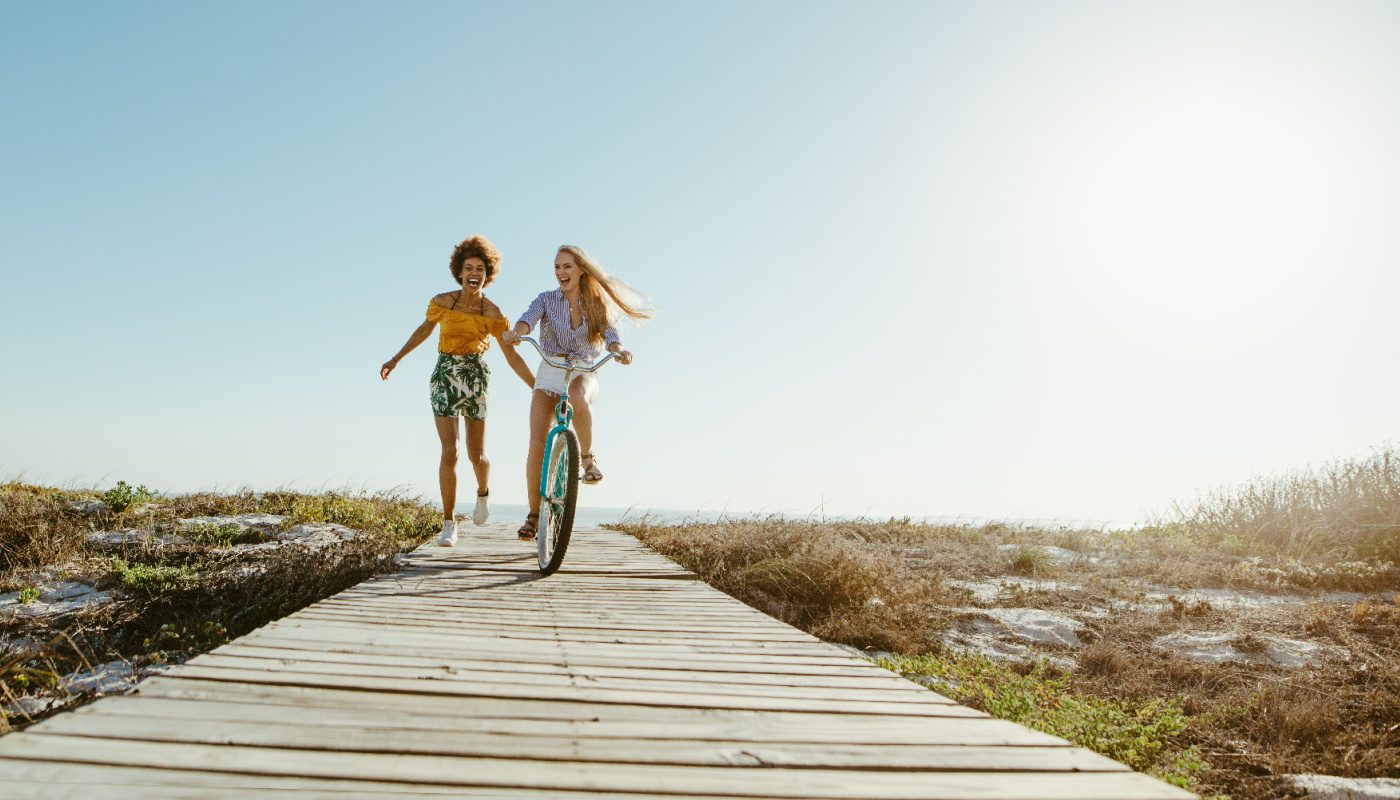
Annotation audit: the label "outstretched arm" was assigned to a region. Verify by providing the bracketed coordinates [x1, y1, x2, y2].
[497, 332, 535, 389]
[381, 320, 435, 380]
[503, 320, 531, 345]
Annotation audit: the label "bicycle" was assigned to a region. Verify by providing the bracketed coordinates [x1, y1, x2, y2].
[516, 337, 617, 574]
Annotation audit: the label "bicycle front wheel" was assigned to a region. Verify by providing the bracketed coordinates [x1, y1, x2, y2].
[538, 428, 579, 575]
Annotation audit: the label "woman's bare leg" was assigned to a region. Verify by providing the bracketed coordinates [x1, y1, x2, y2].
[524, 390, 555, 517]
[434, 416, 460, 521]
[464, 417, 489, 496]
[569, 375, 599, 457]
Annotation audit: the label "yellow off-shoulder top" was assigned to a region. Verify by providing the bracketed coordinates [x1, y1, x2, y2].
[426, 304, 509, 355]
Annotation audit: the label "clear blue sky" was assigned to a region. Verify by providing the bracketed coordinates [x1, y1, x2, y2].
[3, 1, 1396, 524]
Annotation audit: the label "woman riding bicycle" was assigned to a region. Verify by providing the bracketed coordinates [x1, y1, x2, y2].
[381, 235, 534, 546]
[502, 244, 651, 541]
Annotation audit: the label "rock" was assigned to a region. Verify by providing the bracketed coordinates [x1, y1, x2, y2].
[973, 607, 1085, 647]
[3, 660, 171, 723]
[278, 522, 360, 545]
[219, 521, 361, 553]
[1141, 586, 1379, 612]
[67, 500, 108, 515]
[177, 513, 286, 531]
[1151, 631, 1346, 668]
[4, 695, 61, 719]
[0, 634, 37, 654]
[63, 659, 169, 695]
[63, 660, 138, 694]
[940, 622, 1078, 671]
[86, 529, 182, 550]
[0, 581, 115, 619]
[1290, 774, 1400, 799]
[170, 516, 361, 552]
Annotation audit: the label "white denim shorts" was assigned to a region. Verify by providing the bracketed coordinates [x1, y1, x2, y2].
[533, 357, 599, 397]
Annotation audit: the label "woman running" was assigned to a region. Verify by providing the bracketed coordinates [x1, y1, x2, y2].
[503, 244, 652, 541]
[381, 235, 533, 546]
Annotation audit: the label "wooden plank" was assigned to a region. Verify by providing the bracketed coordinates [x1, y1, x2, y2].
[287, 610, 838, 648]
[155, 664, 962, 716]
[312, 597, 792, 618]
[32, 713, 1130, 772]
[258, 618, 873, 665]
[0, 759, 732, 798]
[292, 603, 814, 633]
[311, 598, 805, 632]
[230, 633, 889, 678]
[183, 653, 954, 704]
[0, 735, 1197, 799]
[76, 696, 1065, 746]
[133, 677, 993, 726]
[210, 643, 924, 690]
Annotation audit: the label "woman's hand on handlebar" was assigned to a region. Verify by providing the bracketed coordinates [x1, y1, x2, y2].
[612, 349, 633, 365]
[502, 330, 522, 346]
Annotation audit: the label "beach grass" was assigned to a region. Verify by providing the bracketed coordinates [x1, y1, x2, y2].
[0, 482, 440, 730]
[616, 444, 1400, 800]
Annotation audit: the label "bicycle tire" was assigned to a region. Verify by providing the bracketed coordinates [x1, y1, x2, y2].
[538, 428, 579, 575]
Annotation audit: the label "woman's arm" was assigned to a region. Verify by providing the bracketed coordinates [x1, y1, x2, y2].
[503, 292, 547, 345]
[497, 332, 536, 388]
[503, 321, 528, 344]
[604, 326, 633, 365]
[381, 320, 435, 380]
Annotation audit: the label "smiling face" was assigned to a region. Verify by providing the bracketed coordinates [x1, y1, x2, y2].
[554, 251, 582, 295]
[459, 257, 487, 294]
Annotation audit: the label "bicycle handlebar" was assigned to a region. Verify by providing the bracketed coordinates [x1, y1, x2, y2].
[515, 336, 617, 373]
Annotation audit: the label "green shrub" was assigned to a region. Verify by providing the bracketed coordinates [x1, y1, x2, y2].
[181, 523, 265, 547]
[142, 620, 229, 654]
[878, 652, 1208, 790]
[108, 558, 196, 595]
[17, 586, 39, 604]
[102, 481, 156, 513]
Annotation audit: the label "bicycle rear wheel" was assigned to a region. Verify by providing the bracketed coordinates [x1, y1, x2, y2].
[538, 428, 579, 575]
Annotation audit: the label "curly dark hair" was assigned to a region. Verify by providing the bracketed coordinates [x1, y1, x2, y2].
[448, 235, 501, 286]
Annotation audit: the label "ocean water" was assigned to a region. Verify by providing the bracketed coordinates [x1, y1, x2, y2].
[447, 502, 1136, 531]
[455, 503, 728, 529]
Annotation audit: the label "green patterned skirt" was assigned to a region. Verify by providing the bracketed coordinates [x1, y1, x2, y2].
[429, 352, 490, 420]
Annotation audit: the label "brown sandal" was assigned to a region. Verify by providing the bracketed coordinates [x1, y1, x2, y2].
[517, 512, 539, 542]
[581, 453, 603, 485]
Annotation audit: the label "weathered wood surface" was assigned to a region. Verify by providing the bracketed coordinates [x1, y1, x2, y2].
[0, 523, 1194, 798]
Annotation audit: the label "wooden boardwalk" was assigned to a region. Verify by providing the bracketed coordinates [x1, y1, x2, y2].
[0, 524, 1193, 798]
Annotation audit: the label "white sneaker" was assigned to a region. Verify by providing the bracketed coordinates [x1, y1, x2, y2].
[472, 493, 489, 526]
[436, 520, 457, 547]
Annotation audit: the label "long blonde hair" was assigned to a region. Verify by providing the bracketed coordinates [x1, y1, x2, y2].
[558, 245, 653, 346]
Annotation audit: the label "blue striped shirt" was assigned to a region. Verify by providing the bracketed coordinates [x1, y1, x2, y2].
[516, 289, 620, 362]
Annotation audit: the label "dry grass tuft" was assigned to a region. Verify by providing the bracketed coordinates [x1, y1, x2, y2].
[621, 519, 958, 654]
[1351, 600, 1374, 625]
[1005, 546, 1059, 578]
[0, 484, 91, 570]
[1165, 444, 1400, 561]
